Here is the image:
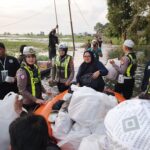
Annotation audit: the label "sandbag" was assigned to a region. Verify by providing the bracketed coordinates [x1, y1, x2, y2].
[105, 58, 120, 80]
[0, 92, 20, 150]
[58, 123, 91, 150]
[52, 111, 73, 140]
[79, 134, 109, 150]
[68, 86, 118, 127]
[104, 99, 150, 150]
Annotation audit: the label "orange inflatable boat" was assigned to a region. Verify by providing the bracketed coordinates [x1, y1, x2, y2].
[35, 90, 125, 136]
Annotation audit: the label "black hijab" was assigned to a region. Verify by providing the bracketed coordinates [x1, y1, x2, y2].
[77, 50, 97, 77]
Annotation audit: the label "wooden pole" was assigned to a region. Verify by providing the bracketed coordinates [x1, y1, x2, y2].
[68, 0, 76, 58]
[54, 0, 59, 34]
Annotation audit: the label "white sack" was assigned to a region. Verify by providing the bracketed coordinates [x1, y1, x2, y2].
[68, 86, 117, 127]
[105, 58, 120, 80]
[0, 92, 20, 150]
[58, 123, 91, 150]
[52, 111, 73, 140]
[79, 134, 110, 150]
[104, 99, 150, 150]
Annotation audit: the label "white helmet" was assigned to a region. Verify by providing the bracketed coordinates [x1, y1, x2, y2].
[58, 43, 68, 50]
[23, 46, 36, 55]
[123, 39, 135, 48]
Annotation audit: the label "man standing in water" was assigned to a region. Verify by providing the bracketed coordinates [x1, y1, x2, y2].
[48, 25, 59, 61]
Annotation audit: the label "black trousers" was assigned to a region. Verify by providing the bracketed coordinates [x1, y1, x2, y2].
[48, 46, 56, 60]
[0, 82, 18, 100]
[57, 83, 70, 92]
[23, 103, 40, 112]
[115, 78, 135, 99]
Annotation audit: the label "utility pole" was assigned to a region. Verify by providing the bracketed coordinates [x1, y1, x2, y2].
[54, 0, 59, 34]
[68, 0, 76, 58]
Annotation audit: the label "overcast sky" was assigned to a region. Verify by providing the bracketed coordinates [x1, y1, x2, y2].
[0, 0, 108, 34]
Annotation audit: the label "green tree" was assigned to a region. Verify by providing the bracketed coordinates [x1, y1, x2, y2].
[94, 22, 104, 34]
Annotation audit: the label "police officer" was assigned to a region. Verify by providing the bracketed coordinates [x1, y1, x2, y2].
[0, 42, 20, 99]
[139, 60, 150, 99]
[50, 43, 74, 92]
[110, 39, 137, 99]
[16, 46, 50, 111]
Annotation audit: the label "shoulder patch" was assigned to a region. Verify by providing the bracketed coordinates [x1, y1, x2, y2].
[9, 59, 14, 63]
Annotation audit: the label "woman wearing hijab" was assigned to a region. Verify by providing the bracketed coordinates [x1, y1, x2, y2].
[76, 50, 108, 92]
[16, 46, 50, 112]
[50, 43, 74, 92]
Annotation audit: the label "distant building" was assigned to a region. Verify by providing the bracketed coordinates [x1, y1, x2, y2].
[40, 31, 45, 36]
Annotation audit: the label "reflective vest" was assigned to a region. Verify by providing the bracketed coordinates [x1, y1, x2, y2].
[147, 78, 150, 94]
[22, 64, 41, 98]
[125, 53, 137, 77]
[55, 55, 71, 79]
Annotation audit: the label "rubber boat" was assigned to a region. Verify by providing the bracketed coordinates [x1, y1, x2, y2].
[35, 90, 125, 136]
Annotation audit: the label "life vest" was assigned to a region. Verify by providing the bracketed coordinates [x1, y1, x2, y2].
[124, 53, 137, 77]
[22, 64, 42, 98]
[55, 55, 71, 79]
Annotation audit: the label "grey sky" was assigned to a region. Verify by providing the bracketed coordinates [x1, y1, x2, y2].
[0, 0, 108, 34]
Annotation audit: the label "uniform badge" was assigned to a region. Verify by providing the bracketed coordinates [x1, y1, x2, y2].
[20, 75, 25, 79]
[9, 59, 13, 63]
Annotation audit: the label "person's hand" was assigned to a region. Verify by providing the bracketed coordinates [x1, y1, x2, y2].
[65, 81, 71, 86]
[46, 90, 52, 96]
[14, 95, 23, 115]
[92, 71, 100, 79]
[110, 60, 115, 65]
[35, 99, 45, 105]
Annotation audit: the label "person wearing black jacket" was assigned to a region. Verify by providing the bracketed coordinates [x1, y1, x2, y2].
[48, 25, 59, 60]
[0, 42, 20, 99]
[139, 60, 150, 99]
[76, 50, 108, 92]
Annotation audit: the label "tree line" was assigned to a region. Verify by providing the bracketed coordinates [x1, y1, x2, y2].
[94, 0, 150, 44]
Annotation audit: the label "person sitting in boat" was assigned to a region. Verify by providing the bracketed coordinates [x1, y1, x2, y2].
[9, 114, 61, 150]
[16, 46, 51, 112]
[88, 39, 103, 61]
[50, 43, 74, 92]
[76, 50, 108, 92]
[139, 60, 150, 99]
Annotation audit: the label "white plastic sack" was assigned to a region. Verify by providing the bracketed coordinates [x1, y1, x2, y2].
[52, 111, 73, 140]
[0, 92, 20, 150]
[79, 134, 110, 150]
[68, 86, 117, 126]
[105, 58, 120, 80]
[104, 99, 150, 150]
[58, 123, 91, 150]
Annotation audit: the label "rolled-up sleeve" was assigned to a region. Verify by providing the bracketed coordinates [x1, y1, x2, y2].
[17, 69, 36, 102]
[112, 56, 129, 74]
[97, 61, 108, 76]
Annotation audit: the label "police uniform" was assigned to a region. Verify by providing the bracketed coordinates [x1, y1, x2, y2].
[51, 54, 74, 92]
[114, 52, 137, 99]
[17, 46, 46, 111]
[17, 63, 44, 111]
[0, 56, 20, 99]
